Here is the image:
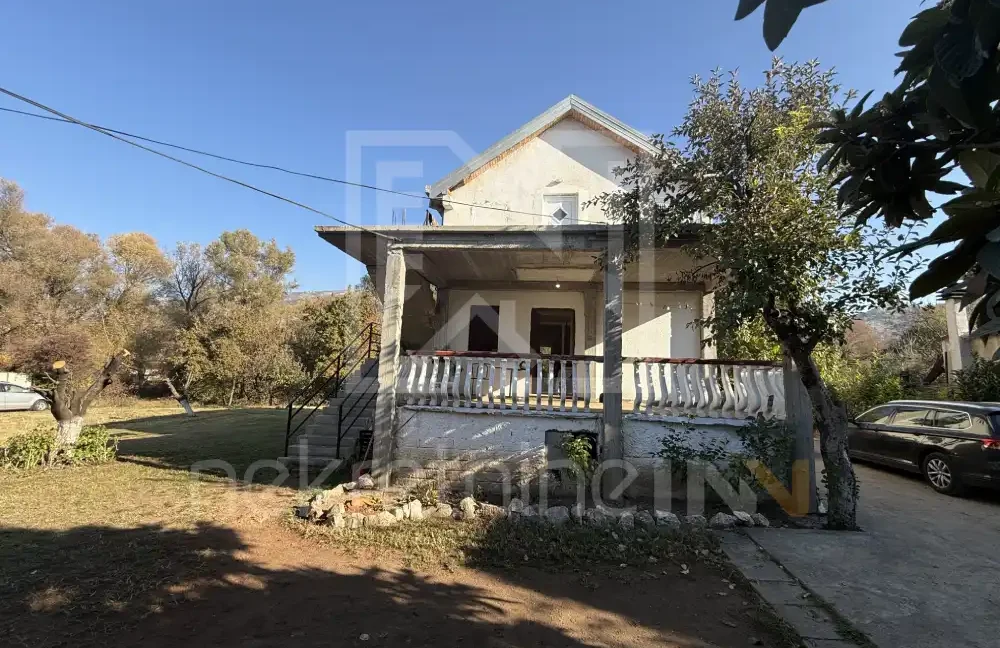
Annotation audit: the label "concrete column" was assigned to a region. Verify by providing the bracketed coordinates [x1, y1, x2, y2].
[371, 246, 406, 489]
[602, 227, 625, 500]
[701, 291, 717, 360]
[945, 297, 974, 372]
[783, 355, 817, 516]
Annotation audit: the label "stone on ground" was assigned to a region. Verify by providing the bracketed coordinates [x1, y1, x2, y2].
[732, 511, 754, 527]
[545, 506, 570, 526]
[375, 511, 397, 527]
[709, 512, 737, 529]
[751, 512, 770, 527]
[356, 474, 376, 490]
[570, 503, 585, 524]
[327, 514, 346, 528]
[406, 499, 424, 521]
[619, 511, 635, 531]
[342, 481, 357, 491]
[584, 507, 610, 527]
[459, 496, 477, 519]
[654, 510, 681, 529]
[684, 514, 708, 528]
[433, 503, 453, 518]
[507, 497, 525, 514]
[392, 507, 405, 521]
[635, 510, 656, 530]
[295, 505, 310, 519]
[479, 503, 505, 518]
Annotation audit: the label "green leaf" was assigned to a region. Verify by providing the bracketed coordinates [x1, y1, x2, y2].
[763, 0, 806, 50]
[816, 144, 838, 172]
[899, 6, 950, 47]
[928, 66, 976, 127]
[909, 242, 982, 299]
[978, 241, 1000, 278]
[734, 0, 767, 20]
[849, 90, 874, 119]
[932, 180, 968, 194]
[959, 150, 1000, 188]
[941, 190, 1000, 214]
[921, 206, 1000, 245]
[934, 19, 983, 83]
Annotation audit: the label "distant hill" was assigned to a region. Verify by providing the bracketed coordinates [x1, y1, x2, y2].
[856, 308, 925, 347]
[285, 290, 346, 304]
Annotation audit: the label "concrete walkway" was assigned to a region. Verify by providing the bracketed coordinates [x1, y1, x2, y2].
[744, 460, 1000, 648]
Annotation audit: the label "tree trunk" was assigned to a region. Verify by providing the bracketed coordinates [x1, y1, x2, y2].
[788, 347, 858, 529]
[54, 416, 85, 446]
[227, 379, 237, 408]
[164, 378, 195, 416]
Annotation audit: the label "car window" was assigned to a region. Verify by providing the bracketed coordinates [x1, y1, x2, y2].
[931, 410, 971, 430]
[0, 384, 8, 392]
[857, 406, 895, 424]
[892, 408, 934, 427]
[5, 384, 28, 393]
[969, 416, 992, 437]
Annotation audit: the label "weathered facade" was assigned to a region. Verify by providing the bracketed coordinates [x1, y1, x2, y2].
[307, 95, 814, 504]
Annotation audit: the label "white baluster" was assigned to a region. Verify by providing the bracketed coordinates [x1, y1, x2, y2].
[657, 363, 669, 414]
[689, 364, 703, 411]
[536, 359, 543, 410]
[583, 360, 592, 412]
[675, 364, 691, 413]
[430, 356, 442, 406]
[752, 368, 771, 416]
[449, 358, 460, 407]
[498, 359, 508, 410]
[474, 360, 486, 408]
[632, 360, 642, 414]
[405, 356, 417, 405]
[487, 359, 496, 409]
[720, 365, 737, 415]
[462, 359, 472, 408]
[415, 356, 428, 405]
[743, 366, 762, 416]
[644, 361, 655, 416]
[734, 366, 748, 414]
[768, 367, 786, 418]
[708, 365, 725, 412]
[665, 363, 679, 413]
[523, 361, 531, 413]
[547, 360, 554, 412]
[571, 360, 578, 413]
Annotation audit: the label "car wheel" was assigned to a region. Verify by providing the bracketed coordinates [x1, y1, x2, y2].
[30, 399, 49, 411]
[922, 452, 963, 496]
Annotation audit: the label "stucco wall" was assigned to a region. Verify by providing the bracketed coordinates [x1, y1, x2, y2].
[393, 406, 601, 494]
[443, 118, 634, 227]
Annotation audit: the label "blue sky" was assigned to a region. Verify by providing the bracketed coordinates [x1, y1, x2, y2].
[1, 0, 919, 290]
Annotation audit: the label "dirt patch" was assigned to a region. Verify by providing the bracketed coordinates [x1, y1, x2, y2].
[3, 519, 796, 648]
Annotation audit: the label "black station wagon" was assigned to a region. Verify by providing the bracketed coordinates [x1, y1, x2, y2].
[848, 400, 1000, 495]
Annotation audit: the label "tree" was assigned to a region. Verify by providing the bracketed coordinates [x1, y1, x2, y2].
[737, 1, 1000, 338]
[597, 61, 915, 528]
[290, 284, 381, 379]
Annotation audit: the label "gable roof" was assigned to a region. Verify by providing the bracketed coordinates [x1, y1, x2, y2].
[428, 94, 656, 198]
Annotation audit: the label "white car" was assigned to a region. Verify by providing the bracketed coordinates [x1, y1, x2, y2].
[0, 382, 50, 411]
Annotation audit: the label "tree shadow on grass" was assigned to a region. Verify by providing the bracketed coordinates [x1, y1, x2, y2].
[0, 523, 599, 648]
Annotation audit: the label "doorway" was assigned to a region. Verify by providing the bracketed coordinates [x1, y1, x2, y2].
[530, 308, 575, 395]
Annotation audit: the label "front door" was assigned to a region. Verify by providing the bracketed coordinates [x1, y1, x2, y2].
[529, 308, 574, 395]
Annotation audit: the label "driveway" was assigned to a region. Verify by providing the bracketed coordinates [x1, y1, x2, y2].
[748, 457, 1000, 648]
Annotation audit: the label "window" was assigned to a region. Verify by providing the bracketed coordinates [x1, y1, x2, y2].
[468, 305, 500, 353]
[931, 410, 971, 430]
[543, 194, 578, 226]
[6, 384, 28, 393]
[857, 406, 894, 424]
[893, 408, 934, 427]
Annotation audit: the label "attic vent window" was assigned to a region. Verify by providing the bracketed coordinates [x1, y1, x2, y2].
[552, 207, 568, 222]
[543, 194, 578, 226]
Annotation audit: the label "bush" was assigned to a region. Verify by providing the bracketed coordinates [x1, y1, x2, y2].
[0, 425, 118, 471]
[816, 348, 907, 417]
[952, 358, 1000, 402]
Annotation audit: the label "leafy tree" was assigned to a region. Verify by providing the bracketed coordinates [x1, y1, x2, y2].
[205, 229, 295, 306]
[738, 1, 1000, 338]
[290, 285, 381, 379]
[597, 61, 915, 529]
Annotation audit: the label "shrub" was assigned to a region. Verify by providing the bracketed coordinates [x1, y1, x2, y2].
[560, 434, 596, 480]
[0, 425, 117, 471]
[816, 348, 907, 417]
[952, 358, 1000, 402]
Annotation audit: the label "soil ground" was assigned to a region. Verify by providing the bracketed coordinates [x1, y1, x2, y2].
[1, 402, 797, 647]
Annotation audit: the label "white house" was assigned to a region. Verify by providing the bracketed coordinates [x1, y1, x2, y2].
[286, 96, 811, 504]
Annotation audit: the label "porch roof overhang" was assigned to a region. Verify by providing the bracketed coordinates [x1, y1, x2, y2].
[316, 224, 702, 290]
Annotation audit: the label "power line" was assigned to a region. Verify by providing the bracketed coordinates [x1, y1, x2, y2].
[0, 103, 613, 226]
[0, 90, 398, 240]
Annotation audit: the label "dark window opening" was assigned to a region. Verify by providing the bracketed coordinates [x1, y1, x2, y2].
[468, 305, 500, 353]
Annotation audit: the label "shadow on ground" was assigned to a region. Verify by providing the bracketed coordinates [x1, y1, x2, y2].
[0, 522, 787, 648]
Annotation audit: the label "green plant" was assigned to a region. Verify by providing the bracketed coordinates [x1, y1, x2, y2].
[952, 358, 1000, 402]
[657, 417, 794, 492]
[818, 349, 908, 417]
[560, 434, 596, 480]
[409, 481, 439, 507]
[0, 426, 55, 470]
[0, 425, 117, 471]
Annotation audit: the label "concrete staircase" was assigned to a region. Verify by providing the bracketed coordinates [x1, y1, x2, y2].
[280, 359, 379, 472]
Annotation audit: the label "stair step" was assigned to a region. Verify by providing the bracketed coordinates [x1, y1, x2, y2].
[279, 456, 345, 470]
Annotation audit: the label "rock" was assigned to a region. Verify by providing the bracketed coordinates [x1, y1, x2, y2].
[479, 503, 505, 518]
[433, 503, 453, 518]
[342, 481, 357, 491]
[346, 513, 364, 530]
[392, 507, 405, 521]
[452, 507, 464, 520]
[357, 474, 376, 490]
[516, 505, 540, 523]
[684, 514, 708, 528]
[570, 503, 585, 524]
[584, 507, 611, 527]
[308, 497, 328, 521]
[327, 514, 345, 528]
[459, 496, 477, 519]
[709, 512, 737, 529]
[619, 511, 635, 531]
[408, 499, 424, 521]
[732, 511, 754, 527]
[508, 497, 525, 514]
[325, 501, 345, 517]
[545, 506, 570, 526]
[635, 510, 656, 530]
[654, 510, 681, 529]
[294, 505, 310, 519]
[375, 511, 397, 527]
[818, 499, 829, 514]
[325, 484, 345, 499]
[750, 512, 770, 528]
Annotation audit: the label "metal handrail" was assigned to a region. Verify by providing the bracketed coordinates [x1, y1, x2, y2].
[335, 360, 380, 459]
[284, 323, 380, 454]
